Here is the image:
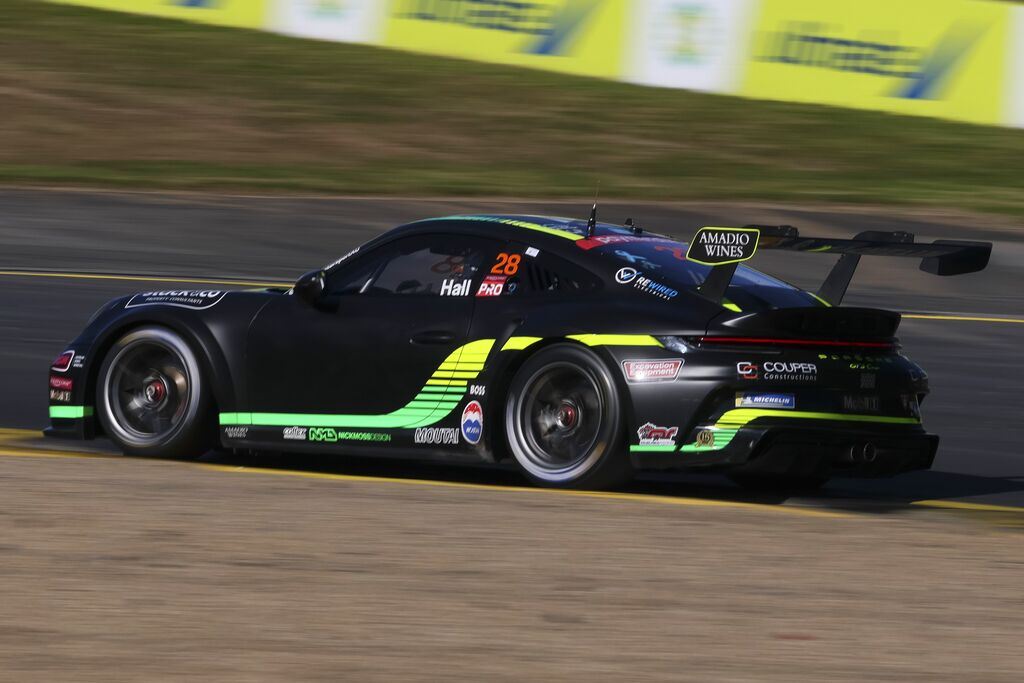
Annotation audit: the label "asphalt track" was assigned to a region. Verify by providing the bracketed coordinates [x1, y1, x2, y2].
[4, 190, 1024, 681]
[1, 188, 1022, 511]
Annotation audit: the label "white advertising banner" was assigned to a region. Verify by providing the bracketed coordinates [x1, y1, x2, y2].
[1010, 6, 1024, 127]
[271, 0, 386, 44]
[627, 0, 756, 93]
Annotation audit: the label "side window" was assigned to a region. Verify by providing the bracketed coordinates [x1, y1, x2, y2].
[491, 244, 600, 296]
[329, 234, 495, 297]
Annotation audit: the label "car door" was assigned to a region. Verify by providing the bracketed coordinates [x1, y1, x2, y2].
[244, 233, 500, 434]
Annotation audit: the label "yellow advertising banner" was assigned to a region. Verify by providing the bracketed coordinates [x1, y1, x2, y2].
[50, 0, 267, 30]
[741, 0, 1012, 125]
[383, 0, 628, 79]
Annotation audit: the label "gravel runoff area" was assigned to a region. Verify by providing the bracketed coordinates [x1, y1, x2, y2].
[0, 451, 1022, 682]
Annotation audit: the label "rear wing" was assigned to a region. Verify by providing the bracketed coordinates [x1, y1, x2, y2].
[686, 225, 992, 306]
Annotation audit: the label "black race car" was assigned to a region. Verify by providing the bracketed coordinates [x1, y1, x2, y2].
[45, 213, 991, 489]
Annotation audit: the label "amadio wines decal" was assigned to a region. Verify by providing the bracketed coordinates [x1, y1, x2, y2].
[686, 227, 760, 266]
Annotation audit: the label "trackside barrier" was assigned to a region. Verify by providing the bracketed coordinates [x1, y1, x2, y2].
[1011, 6, 1024, 127]
[47, 0, 1024, 128]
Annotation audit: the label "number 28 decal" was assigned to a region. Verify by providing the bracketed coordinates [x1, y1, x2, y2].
[491, 252, 521, 276]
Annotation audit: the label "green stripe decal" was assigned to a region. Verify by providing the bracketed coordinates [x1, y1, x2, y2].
[502, 336, 543, 351]
[222, 340, 493, 429]
[49, 405, 93, 419]
[714, 409, 920, 429]
[567, 334, 663, 347]
[630, 445, 677, 453]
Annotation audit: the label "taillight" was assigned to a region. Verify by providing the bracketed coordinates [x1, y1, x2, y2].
[697, 337, 896, 351]
[51, 350, 75, 372]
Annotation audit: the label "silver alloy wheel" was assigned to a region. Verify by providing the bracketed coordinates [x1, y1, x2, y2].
[99, 328, 203, 449]
[506, 360, 608, 483]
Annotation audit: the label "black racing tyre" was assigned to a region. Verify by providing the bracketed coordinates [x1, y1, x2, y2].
[728, 474, 830, 493]
[96, 326, 213, 459]
[504, 343, 631, 489]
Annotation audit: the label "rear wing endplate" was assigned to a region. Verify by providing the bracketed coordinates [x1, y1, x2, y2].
[686, 225, 992, 306]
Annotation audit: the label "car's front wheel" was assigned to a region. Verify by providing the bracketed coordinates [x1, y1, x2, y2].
[96, 326, 213, 458]
[504, 343, 631, 489]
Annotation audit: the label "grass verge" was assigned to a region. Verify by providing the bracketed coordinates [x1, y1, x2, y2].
[2, 0, 1023, 215]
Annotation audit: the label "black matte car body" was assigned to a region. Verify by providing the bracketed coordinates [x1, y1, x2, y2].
[45, 214, 991, 488]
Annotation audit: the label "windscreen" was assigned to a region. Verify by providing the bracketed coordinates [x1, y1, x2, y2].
[584, 235, 824, 311]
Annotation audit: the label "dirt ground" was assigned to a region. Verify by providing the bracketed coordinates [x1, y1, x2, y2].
[1, 450, 1022, 682]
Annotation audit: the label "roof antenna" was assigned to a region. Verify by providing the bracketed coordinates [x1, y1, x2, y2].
[586, 182, 600, 237]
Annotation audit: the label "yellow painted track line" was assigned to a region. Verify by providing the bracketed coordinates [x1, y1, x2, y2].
[0, 441, 844, 519]
[195, 464, 848, 518]
[911, 500, 1024, 514]
[3, 436, 1023, 517]
[903, 314, 1024, 324]
[0, 446, 112, 461]
[0, 270, 289, 288]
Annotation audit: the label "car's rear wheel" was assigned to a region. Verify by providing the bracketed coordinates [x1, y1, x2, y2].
[505, 344, 631, 489]
[96, 326, 213, 458]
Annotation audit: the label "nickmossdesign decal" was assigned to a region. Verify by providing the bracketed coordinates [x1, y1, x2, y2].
[308, 428, 391, 443]
[126, 290, 227, 310]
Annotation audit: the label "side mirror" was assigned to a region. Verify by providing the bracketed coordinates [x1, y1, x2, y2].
[294, 270, 326, 306]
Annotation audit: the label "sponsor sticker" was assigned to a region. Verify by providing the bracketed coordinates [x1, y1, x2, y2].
[440, 279, 472, 296]
[476, 274, 507, 297]
[414, 427, 460, 445]
[469, 384, 486, 397]
[843, 395, 880, 413]
[49, 389, 71, 403]
[615, 267, 678, 300]
[622, 359, 683, 383]
[283, 427, 308, 441]
[735, 392, 795, 409]
[737, 362, 759, 380]
[637, 422, 679, 446]
[126, 290, 227, 310]
[737, 361, 817, 382]
[525, 247, 540, 257]
[49, 376, 73, 391]
[308, 427, 391, 443]
[686, 227, 759, 266]
[72, 355, 86, 369]
[696, 430, 716, 447]
[224, 426, 248, 439]
[461, 400, 483, 445]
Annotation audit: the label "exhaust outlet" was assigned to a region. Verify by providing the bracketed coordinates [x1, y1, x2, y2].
[845, 443, 878, 464]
